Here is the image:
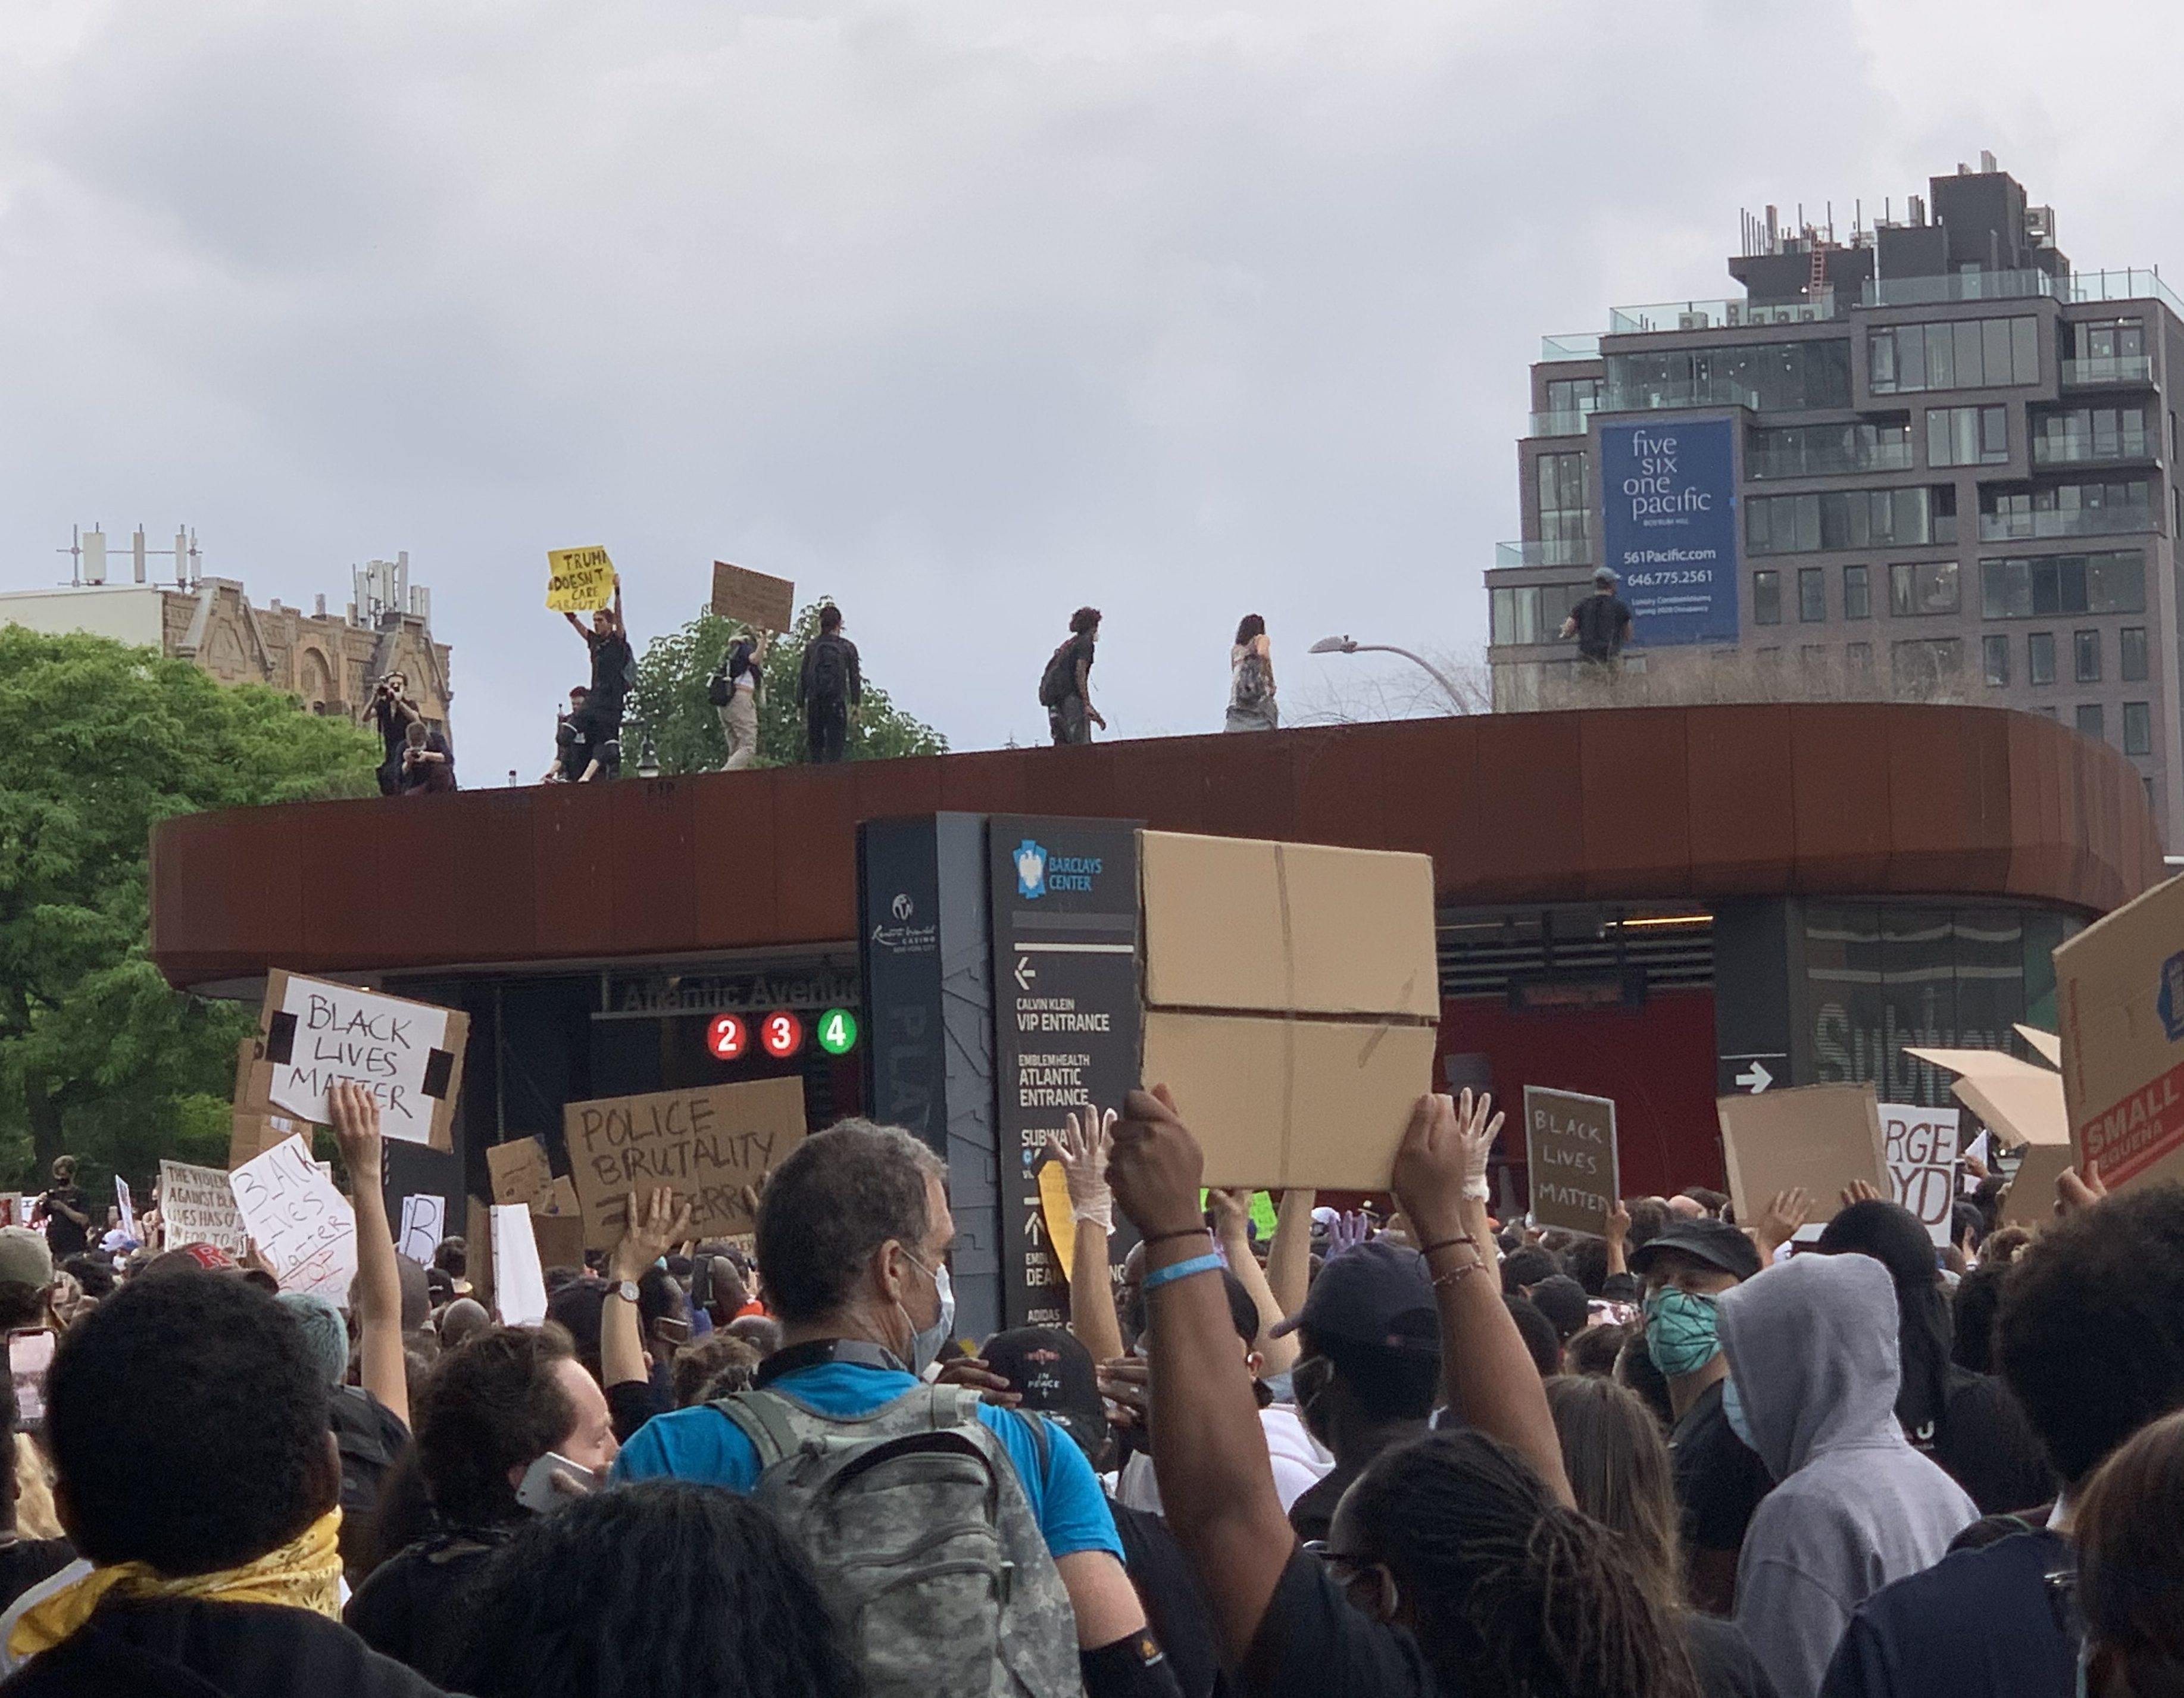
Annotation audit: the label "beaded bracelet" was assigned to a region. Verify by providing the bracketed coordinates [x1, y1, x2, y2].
[1141, 1251, 1226, 1293]
[1431, 1259, 1486, 1291]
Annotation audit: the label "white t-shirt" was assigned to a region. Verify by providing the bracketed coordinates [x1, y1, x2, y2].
[1114, 1403, 1332, 1516]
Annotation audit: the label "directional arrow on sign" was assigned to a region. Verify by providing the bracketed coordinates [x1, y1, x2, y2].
[1023, 1213, 1045, 1244]
[1735, 1060, 1774, 1093]
[1014, 957, 1036, 991]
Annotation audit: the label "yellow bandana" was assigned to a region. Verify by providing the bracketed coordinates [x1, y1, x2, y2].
[8, 1507, 343, 1659]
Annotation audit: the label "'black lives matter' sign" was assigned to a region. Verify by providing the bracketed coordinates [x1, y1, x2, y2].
[1523, 1086, 1620, 1236]
[988, 818, 1143, 1328]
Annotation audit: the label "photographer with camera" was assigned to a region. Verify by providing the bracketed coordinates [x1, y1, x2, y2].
[363, 672, 422, 798]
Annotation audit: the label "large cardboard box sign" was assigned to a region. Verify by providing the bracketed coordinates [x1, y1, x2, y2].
[486, 1137, 553, 1209]
[238, 971, 467, 1152]
[1137, 832, 1439, 1189]
[1717, 1083, 1887, 1226]
[2056, 875, 2184, 1192]
[1523, 1087, 1620, 1235]
[565, 1076, 807, 1251]
[1902, 1046, 2069, 1151]
[710, 562, 796, 632]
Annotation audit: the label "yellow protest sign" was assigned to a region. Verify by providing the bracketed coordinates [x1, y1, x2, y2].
[546, 546, 617, 613]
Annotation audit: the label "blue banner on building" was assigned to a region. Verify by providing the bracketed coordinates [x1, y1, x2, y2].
[1597, 416, 1740, 644]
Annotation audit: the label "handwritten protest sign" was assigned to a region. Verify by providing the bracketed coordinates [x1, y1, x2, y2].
[710, 561, 795, 632]
[1523, 1087, 1620, 1235]
[1881, 1101, 1960, 1247]
[491, 1204, 549, 1326]
[546, 546, 616, 613]
[249, 972, 466, 1151]
[486, 1137, 552, 1208]
[230, 1109, 305, 1170]
[114, 1176, 138, 1243]
[229, 1135, 357, 1301]
[565, 1077, 806, 1250]
[160, 1160, 249, 1256]
[398, 1194, 446, 1264]
[538, 1176, 581, 1218]
[1717, 1083, 1886, 1226]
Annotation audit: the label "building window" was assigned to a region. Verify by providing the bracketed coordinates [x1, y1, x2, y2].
[1977, 551, 2146, 618]
[1892, 639, 1964, 691]
[1889, 560, 1960, 616]
[1545, 376, 1601, 417]
[2076, 703, 2106, 742]
[1798, 567, 1826, 622]
[1747, 420, 1913, 480]
[1753, 570, 1782, 626]
[1535, 452, 1591, 561]
[1490, 580, 1595, 646]
[1869, 316, 2040, 393]
[2074, 629, 2101, 683]
[1982, 634, 2011, 686]
[2071, 318, 2146, 363]
[2121, 626, 2148, 682]
[1843, 565, 1871, 619]
[1846, 641, 1873, 673]
[1748, 486, 1933, 555]
[2123, 701, 2152, 757]
[1928, 405, 2009, 467]
[1605, 339, 1852, 413]
[2032, 405, 2148, 464]
[2029, 632, 2056, 685]
[1799, 645, 1828, 670]
[1979, 479, 2152, 543]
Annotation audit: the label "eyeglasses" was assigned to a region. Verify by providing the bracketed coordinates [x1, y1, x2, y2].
[1303, 1541, 1399, 1619]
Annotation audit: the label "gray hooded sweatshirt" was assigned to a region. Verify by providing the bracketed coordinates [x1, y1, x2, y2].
[1718, 1253, 1977, 1698]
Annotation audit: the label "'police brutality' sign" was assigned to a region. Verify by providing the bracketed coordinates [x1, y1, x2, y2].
[564, 1076, 807, 1251]
[1523, 1086, 1620, 1235]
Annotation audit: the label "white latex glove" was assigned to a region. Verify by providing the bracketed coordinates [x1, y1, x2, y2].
[1454, 1088, 1503, 1200]
[1050, 1108, 1117, 1232]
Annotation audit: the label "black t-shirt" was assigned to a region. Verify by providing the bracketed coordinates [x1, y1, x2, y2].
[1241, 1547, 1445, 1697]
[1670, 1378, 1774, 1555]
[1932, 1368, 2055, 1516]
[1111, 1503, 1228, 1698]
[39, 1190, 88, 1259]
[345, 1529, 511, 1687]
[1570, 592, 1632, 659]
[0, 1537, 73, 1612]
[1685, 1610, 1778, 1698]
[586, 630, 635, 713]
[1062, 632, 1095, 697]
[1818, 1527, 2071, 1698]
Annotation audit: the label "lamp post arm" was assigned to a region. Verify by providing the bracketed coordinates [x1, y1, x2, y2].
[1342, 644, 1469, 714]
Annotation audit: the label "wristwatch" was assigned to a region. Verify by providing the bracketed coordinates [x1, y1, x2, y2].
[611, 1280, 641, 1305]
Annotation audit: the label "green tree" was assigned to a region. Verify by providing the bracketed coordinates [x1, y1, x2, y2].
[631, 600, 946, 775]
[0, 628, 379, 1197]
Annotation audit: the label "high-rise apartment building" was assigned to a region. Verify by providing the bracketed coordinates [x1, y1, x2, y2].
[1486, 160, 2183, 845]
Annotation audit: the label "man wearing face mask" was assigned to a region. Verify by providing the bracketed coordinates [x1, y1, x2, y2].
[1629, 1214, 1774, 1616]
[612, 1119, 1164, 1698]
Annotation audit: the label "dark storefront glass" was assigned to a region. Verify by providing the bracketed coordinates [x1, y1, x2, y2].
[1805, 903, 2079, 1105]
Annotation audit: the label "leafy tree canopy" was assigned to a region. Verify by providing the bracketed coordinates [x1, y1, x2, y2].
[0, 628, 378, 1199]
[631, 600, 946, 775]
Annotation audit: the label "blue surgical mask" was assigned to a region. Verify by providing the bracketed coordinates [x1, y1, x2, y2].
[901, 1255, 955, 1375]
[1722, 1375, 1754, 1447]
[1643, 1286, 1722, 1378]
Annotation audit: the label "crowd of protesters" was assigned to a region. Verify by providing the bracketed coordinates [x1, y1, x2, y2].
[0, 1070, 2173, 1698]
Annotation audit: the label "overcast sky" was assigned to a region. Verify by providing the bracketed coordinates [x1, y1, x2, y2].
[2, 0, 2179, 779]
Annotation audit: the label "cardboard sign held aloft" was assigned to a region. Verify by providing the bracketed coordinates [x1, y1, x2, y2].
[1902, 1045, 2068, 1153]
[2055, 876, 2184, 1193]
[486, 1137, 553, 1209]
[159, 1160, 249, 1257]
[545, 545, 616, 613]
[490, 1204, 550, 1326]
[229, 1134, 358, 1302]
[710, 561, 795, 633]
[564, 1076, 807, 1251]
[242, 972, 466, 1151]
[1880, 1102, 1960, 1248]
[1139, 833, 1440, 1190]
[230, 1109, 307, 1171]
[1717, 1083, 1887, 1226]
[1523, 1087, 1620, 1235]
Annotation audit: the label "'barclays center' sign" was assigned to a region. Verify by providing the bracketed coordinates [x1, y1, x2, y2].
[1598, 417, 1740, 645]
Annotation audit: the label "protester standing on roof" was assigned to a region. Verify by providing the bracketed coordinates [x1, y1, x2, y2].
[709, 629, 767, 772]
[1561, 567, 1633, 666]
[1038, 607, 1105, 745]
[1226, 615, 1277, 732]
[796, 606, 861, 765]
[563, 575, 633, 741]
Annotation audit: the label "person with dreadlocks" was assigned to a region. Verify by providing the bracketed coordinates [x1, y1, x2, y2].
[1108, 1084, 1701, 1698]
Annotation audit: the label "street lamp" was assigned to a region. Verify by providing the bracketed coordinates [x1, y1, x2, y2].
[1309, 635, 1469, 714]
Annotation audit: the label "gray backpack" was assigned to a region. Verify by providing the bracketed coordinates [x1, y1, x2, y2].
[714, 1384, 1084, 1698]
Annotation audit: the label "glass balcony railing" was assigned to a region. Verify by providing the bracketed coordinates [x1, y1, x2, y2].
[2061, 354, 2155, 386]
[2067, 267, 2184, 319]
[1977, 504, 2157, 542]
[2031, 430, 2153, 466]
[1860, 270, 2064, 308]
[1495, 539, 1592, 570]
[1527, 407, 1598, 437]
[1541, 333, 1601, 363]
[1745, 439, 1915, 480]
[1600, 378, 1762, 413]
[1604, 294, 1838, 335]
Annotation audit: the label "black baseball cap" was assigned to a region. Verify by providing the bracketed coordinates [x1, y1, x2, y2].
[1271, 1241, 1438, 1356]
[1627, 1217, 1762, 1282]
[981, 1327, 1105, 1456]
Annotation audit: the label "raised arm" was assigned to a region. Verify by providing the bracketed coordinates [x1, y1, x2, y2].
[328, 1081, 409, 1429]
[1050, 1109, 1123, 1366]
[563, 610, 590, 639]
[1208, 1189, 1298, 1376]
[1110, 1085, 1295, 1663]
[1391, 1091, 1571, 1506]
[605, 1187, 692, 1392]
[1265, 1187, 1314, 1326]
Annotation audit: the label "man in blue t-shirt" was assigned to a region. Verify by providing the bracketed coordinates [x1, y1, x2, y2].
[613, 1118, 1153, 1686]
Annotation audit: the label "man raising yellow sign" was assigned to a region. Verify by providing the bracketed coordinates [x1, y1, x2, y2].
[545, 545, 617, 613]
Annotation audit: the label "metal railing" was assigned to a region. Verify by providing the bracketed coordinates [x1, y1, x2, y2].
[1494, 540, 1592, 570]
[2061, 354, 2155, 386]
[1860, 270, 2063, 308]
[1745, 439, 1914, 480]
[2067, 267, 2184, 318]
[1977, 504, 2157, 542]
[2031, 428, 2152, 466]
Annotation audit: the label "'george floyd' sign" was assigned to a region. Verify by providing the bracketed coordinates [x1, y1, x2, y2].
[1523, 1086, 1620, 1235]
[1881, 1101, 1960, 1247]
[564, 1076, 807, 1250]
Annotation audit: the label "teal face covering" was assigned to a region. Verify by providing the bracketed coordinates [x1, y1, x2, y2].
[1722, 1374, 1754, 1447]
[1643, 1286, 1722, 1378]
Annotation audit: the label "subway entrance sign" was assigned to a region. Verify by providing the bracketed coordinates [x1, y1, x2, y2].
[1598, 415, 1741, 644]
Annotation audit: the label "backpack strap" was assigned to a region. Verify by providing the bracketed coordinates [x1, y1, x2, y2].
[712, 1387, 810, 1469]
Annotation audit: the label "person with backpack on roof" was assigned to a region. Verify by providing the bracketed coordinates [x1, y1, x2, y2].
[1226, 614, 1276, 732]
[611, 1118, 1173, 1698]
[1038, 607, 1106, 746]
[708, 629, 767, 771]
[563, 575, 635, 736]
[797, 606, 861, 764]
